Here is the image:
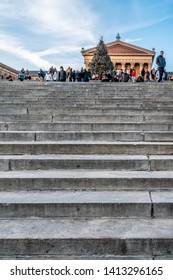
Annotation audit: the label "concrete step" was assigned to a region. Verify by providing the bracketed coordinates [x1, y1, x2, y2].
[1, 155, 173, 171]
[0, 132, 35, 141]
[0, 131, 173, 142]
[0, 141, 172, 155]
[0, 191, 151, 218]
[2, 106, 173, 119]
[0, 79, 172, 91]
[145, 132, 173, 141]
[2, 122, 173, 131]
[0, 254, 155, 260]
[151, 191, 173, 218]
[28, 107, 173, 115]
[2, 100, 173, 108]
[0, 170, 173, 191]
[28, 131, 173, 142]
[0, 107, 27, 115]
[0, 113, 172, 124]
[0, 217, 172, 258]
[1, 96, 173, 106]
[53, 114, 173, 123]
[0, 190, 172, 219]
[0, 155, 149, 171]
[150, 155, 173, 171]
[0, 88, 172, 95]
[0, 131, 145, 142]
[0, 115, 52, 122]
[0, 131, 142, 142]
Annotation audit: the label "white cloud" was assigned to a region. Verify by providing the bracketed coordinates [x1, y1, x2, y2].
[35, 44, 94, 57]
[0, 0, 97, 69]
[0, 34, 51, 69]
[24, 0, 96, 42]
[0, 0, 97, 42]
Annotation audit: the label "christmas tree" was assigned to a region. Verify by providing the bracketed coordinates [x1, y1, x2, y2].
[89, 37, 114, 74]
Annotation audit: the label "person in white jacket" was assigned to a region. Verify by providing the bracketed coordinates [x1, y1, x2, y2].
[45, 71, 53, 81]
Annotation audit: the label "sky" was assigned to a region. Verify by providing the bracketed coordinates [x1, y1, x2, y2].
[0, 0, 173, 71]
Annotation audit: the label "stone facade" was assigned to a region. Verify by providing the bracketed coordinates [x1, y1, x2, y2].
[81, 38, 155, 76]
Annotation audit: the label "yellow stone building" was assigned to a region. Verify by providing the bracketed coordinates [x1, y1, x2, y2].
[81, 34, 155, 76]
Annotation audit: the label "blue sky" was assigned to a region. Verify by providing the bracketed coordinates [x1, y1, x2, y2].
[0, 0, 173, 71]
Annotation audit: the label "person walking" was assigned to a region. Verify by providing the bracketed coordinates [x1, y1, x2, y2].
[156, 51, 166, 82]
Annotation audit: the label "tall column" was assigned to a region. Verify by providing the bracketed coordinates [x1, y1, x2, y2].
[139, 63, 144, 74]
[148, 63, 152, 72]
[121, 63, 125, 71]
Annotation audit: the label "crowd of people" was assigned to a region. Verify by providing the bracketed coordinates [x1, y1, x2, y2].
[6, 65, 169, 83]
[5, 50, 171, 83]
[90, 67, 168, 83]
[12, 65, 169, 83]
[38, 66, 91, 82]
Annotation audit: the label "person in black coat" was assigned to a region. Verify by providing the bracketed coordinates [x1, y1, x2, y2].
[156, 51, 166, 82]
[141, 68, 145, 80]
[59, 66, 66, 82]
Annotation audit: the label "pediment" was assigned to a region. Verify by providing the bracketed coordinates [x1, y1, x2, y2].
[107, 44, 149, 55]
[82, 40, 155, 56]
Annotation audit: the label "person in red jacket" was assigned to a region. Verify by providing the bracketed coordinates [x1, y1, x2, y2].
[131, 68, 136, 82]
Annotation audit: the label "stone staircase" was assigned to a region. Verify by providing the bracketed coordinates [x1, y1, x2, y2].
[0, 80, 173, 259]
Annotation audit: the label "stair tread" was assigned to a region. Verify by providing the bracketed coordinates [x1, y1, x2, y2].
[0, 218, 172, 239]
[0, 169, 173, 178]
[0, 141, 173, 144]
[0, 190, 151, 203]
[0, 154, 148, 160]
[0, 191, 173, 203]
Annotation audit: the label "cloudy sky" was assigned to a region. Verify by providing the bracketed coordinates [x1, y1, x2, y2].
[0, 0, 173, 71]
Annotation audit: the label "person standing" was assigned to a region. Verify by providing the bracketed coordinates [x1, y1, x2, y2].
[145, 70, 150, 82]
[141, 67, 145, 80]
[59, 66, 66, 82]
[156, 51, 166, 82]
[131, 68, 136, 82]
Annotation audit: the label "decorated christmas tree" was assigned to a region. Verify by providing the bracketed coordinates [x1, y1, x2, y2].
[89, 37, 114, 74]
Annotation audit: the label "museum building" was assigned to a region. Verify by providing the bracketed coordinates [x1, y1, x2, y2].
[81, 34, 156, 76]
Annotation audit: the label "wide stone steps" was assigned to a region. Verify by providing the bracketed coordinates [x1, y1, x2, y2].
[0, 170, 172, 191]
[0, 155, 149, 171]
[52, 114, 173, 122]
[1, 122, 173, 131]
[0, 217, 173, 258]
[0, 131, 173, 142]
[0, 115, 53, 122]
[0, 190, 172, 219]
[2, 106, 173, 115]
[27, 106, 173, 114]
[1, 114, 173, 123]
[2, 100, 173, 107]
[1, 154, 173, 171]
[0, 141, 172, 154]
[0, 191, 152, 218]
[1, 155, 173, 171]
[0, 81, 173, 259]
